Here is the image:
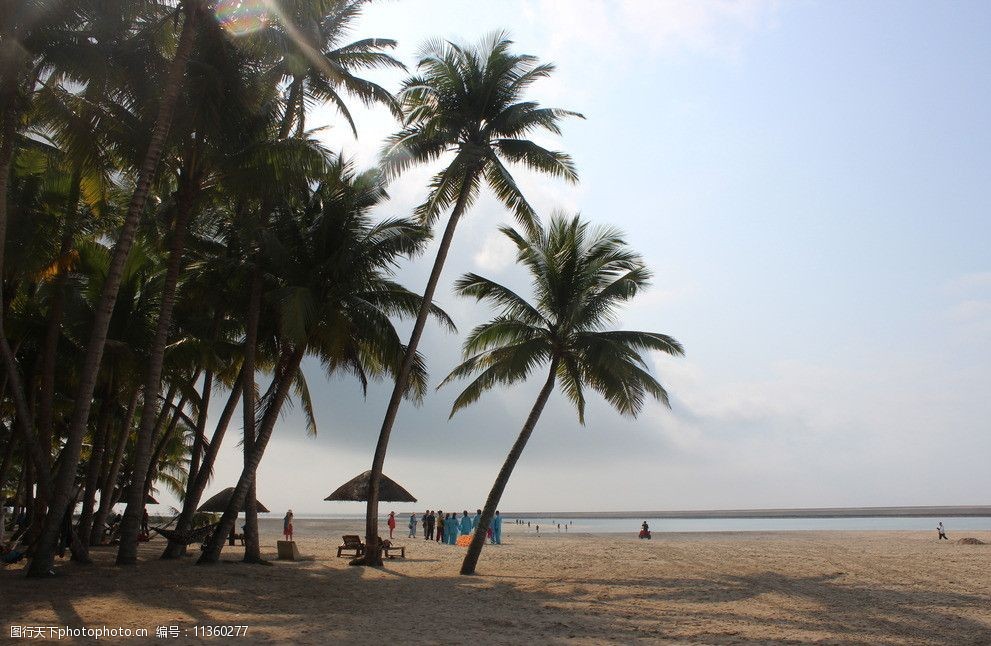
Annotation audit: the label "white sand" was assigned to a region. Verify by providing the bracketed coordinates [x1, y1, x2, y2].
[3, 522, 990, 644]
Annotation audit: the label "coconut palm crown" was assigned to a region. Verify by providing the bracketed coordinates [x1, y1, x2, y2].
[382, 30, 583, 230]
[443, 214, 684, 423]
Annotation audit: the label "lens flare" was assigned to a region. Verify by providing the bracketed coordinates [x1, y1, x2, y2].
[214, 0, 269, 37]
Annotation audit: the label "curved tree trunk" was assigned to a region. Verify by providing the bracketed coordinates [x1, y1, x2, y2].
[162, 371, 242, 558]
[90, 388, 140, 545]
[198, 349, 303, 564]
[358, 172, 476, 566]
[27, 4, 199, 577]
[142, 391, 191, 504]
[461, 358, 559, 575]
[117, 171, 200, 566]
[74, 376, 116, 561]
[36, 166, 81, 461]
[241, 267, 262, 563]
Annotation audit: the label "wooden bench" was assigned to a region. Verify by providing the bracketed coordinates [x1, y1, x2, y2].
[337, 534, 365, 558]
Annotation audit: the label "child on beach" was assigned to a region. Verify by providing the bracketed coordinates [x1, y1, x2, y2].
[408, 513, 417, 538]
[283, 510, 294, 541]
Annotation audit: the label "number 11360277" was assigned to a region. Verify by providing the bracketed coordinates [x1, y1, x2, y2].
[193, 625, 248, 637]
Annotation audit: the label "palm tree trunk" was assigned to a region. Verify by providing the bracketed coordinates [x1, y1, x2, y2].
[0, 76, 48, 492]
[161, 371, 243, 559]
[27, 4, 199, 577]
[359, 171, 477, 566]
[117, 173, 199, 566]
[142, 392, 190, 503]
[241, 267, 262, 563]
[74, 377, 116, 560]
[90, 387, 139, 546]
[36, 166, 81, 461]
[461, 357, 559, 575]
[198, 348, 304, 564]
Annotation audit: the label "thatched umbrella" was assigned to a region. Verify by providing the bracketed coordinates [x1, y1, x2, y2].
[198, 487, 270, 513]
[324, 470, 417, 503]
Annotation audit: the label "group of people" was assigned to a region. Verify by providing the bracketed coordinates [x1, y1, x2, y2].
[390, 509, 503, 545]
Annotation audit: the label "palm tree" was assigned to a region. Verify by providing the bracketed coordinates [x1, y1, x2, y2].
[358, 31, 582, 565]
[440, 215, 684, 575]
[197, 157, 450, 563]
[261, 0, 405, 138]
[28, 0, 202, 577]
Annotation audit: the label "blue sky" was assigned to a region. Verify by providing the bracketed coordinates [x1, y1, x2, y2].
[190, 0, 991, 515]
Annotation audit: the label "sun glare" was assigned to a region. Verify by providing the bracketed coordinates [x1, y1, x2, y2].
[214, 0, 269, 37]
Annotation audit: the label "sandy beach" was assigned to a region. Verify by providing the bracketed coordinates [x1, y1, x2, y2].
[3, 522, 990, 644]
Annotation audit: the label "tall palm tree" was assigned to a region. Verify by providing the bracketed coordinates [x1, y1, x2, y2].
[357, 31, 582, 564]
[28, 0, 202, 577]
[440, 215, 684, 575]
[197, 157, 450, 563]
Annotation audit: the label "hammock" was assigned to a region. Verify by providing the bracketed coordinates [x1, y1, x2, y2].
[151, 522, 218, 546]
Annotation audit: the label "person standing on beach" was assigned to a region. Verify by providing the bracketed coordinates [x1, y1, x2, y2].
[387, 512, 396, 539]
[472, 509, 482, 530]
[460, 510, 473, 535]
[283, 510, 294, 541]
[492, 511, 502, 544]
[423, 510, 430, 539]
[436, 510, 444, 542]
[408, 513, 417, 538]
[937, 522, 948, 540]
[427, 511, 436, 540]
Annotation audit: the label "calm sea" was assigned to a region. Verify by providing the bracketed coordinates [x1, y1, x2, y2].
[256, 513, 991, 534]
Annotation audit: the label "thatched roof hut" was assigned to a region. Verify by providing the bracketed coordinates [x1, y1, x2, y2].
[198, 487, 270, 513]
[324, 470, 417, 503]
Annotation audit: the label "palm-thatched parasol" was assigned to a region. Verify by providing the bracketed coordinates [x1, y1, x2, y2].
[198, 487, 270, 513]
[324, 470, 417, 503]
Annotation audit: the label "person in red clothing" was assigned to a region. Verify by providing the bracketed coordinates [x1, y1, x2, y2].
[283, 510, 294, 541]
[387, 511, 397, 538]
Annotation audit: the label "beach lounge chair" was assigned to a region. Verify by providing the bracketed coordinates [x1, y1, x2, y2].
[380, 539, 405, 559]
[152, 522, 219, 547]
[337, 535, 365, 558]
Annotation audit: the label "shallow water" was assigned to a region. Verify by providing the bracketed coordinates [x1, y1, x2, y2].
[255, 513, 991, 534]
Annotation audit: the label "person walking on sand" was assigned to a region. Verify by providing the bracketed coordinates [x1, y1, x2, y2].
[450, 513, 459, 544]
[283, 510, 294, 541]
[492, 511, 503, 545]
[408, 512, 417, 538]
[937, 522, 948, 540]
[460, 510, 473, 535]
[436, 510, 444, 542]
[387, 511, 396, 539]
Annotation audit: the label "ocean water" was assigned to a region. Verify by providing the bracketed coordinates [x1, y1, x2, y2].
[257, 513, 991, 534]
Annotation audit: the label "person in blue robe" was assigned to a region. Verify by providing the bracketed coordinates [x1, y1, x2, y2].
[471, 509, 481, 530]
[492, 511, 503, 544]
[459, 510, 472, 536]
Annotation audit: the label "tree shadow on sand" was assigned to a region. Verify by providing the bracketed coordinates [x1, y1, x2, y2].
[3, 544, 990, 644]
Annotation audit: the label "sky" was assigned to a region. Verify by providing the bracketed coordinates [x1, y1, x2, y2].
[183, 0, 991, 515]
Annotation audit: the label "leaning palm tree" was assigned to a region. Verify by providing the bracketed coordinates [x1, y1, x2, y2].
[441, 214, 684, 575]
[197, 157, 451, 564]
[358, 31, 582, 565]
